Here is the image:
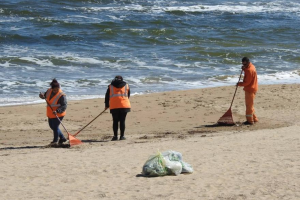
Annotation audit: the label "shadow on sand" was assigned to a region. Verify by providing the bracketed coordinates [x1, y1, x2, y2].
[0, 145, 45, 151]
[81, 139, 109, 143]
[194, 123, 238, 128]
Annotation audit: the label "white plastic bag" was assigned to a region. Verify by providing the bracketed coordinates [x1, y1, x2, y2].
[181, 161, 193, 173]
[164, 158, 182, 176]
[163, 150, 193, 174]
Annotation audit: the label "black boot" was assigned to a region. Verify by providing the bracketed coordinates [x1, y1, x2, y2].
[111, 136, 118, 141]
[119, 135, 126, 140]
[58, 138, 67, 144]
[243, 121, 254, 125]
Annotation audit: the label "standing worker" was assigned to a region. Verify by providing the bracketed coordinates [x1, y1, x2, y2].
[237, 57, 258, 125]
[39, 79, 68, 146]
[105, 75, 131, 141]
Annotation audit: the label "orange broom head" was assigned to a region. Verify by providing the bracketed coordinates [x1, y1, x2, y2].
[68, 133, 83, 146]
[217, 108, 235, 125]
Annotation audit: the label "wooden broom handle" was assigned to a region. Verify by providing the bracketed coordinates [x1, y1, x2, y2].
[230, 69, 243, 108]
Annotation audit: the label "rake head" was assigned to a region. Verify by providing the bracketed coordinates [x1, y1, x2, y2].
[217, 108, 235, 126]
[68, 133, 83, 146]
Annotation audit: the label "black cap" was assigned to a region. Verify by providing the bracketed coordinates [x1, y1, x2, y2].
[242, 57, 250, 63]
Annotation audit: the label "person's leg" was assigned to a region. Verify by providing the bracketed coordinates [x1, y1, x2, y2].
[253, 113, 258, 122]
[57, 117, 67, 143]
[252, 94, 259, 122]
[112, 112, 120, 139]
[119, 112, 127, 139]
[245, 91, 255, 124]
[48, 118, 59, 142]
[51, 117, 66, 142]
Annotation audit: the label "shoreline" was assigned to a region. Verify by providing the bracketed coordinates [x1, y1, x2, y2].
[1, 82, 299, 108]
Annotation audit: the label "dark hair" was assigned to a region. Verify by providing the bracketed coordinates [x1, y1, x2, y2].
[114, 75, 123, 81]
[242, 57, 250, 63]
[50, 79, 60, 89]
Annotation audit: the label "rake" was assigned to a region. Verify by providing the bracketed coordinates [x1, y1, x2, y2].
[217, 69, 243, 125]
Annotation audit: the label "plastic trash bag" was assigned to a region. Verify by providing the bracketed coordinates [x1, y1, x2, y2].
[162, 150, 193, 173]
[162, 150, 183, 162]
[164, 158, 182, 176]
[181, 161, 193, 173]
[142, 150, 193, 177]
[142, 152, 167, 177]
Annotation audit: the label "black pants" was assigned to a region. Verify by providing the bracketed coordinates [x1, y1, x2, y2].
[112, 112, 127, 137]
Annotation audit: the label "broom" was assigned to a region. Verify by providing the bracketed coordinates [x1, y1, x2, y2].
[217, 69, 243, 125]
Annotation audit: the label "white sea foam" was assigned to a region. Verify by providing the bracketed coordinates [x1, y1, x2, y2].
[0, 95, 105, 107]
[3, 45, 29, 55]
[170, 2, 300, 14]
[100, 42, 117, 47]
[0, 61, 11, 68]
[0, 18, 23, 23]
[10, 26, 23, 31]
[19, 57, 55, 67]
[72, 15, 103, 22]
[211, 70, 300, 85]
[69, 1, 300, 14]
[107, 15, 123, 21]
[82, 5, 146, 12]
[174, 63, 191, 68]
[1, 70, 299, 106]
[63, 56, 104, 64]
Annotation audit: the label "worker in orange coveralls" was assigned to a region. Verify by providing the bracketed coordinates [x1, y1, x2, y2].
[237, 57, 258, 125]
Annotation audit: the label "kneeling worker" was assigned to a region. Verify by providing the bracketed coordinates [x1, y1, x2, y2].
[237, 57, 258, 125]
[105, 76, 131, 141]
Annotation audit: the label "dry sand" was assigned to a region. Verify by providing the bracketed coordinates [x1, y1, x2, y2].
[0, 84, 299, 200]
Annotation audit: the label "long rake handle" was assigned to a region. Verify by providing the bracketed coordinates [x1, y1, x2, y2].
[73, 108, 107, 136]
[41, 93, 70, 134]
[229, 69, 243, 108]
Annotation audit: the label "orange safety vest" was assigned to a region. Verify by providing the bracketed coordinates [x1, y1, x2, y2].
[46, 88, 66, 118]
[109, 84, 131, 110]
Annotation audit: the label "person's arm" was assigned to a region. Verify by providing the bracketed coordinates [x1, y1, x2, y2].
[105, 86, 110, 108]
[56, 95, 67, 113]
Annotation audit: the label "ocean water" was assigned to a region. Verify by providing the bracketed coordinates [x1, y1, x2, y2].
[1, 0, 300, 106]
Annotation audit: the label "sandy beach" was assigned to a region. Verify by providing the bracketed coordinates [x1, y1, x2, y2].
[0, 84, 299, 200]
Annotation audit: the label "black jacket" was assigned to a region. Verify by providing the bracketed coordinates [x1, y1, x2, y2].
[105, 79, 130, 113]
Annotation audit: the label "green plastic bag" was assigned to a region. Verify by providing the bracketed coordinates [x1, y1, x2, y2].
[142, 151, 167, 177]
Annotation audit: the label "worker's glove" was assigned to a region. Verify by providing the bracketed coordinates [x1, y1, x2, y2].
[53, 111, 57, 115]
[39, 93, 45, 99]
